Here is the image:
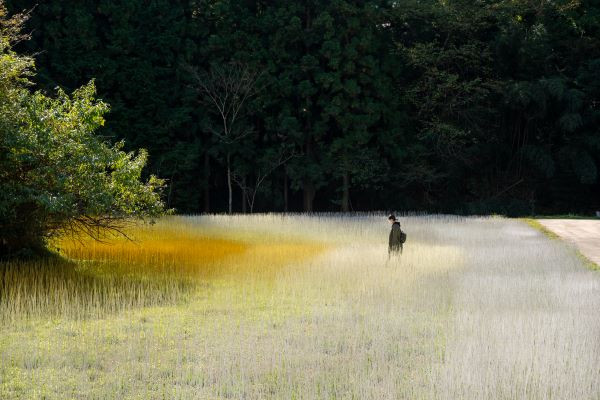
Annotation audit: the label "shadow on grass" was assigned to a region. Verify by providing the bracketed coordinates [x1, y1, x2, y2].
[0, 254, 197, 323]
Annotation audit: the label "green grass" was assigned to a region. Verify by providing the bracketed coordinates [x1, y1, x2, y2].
[521, 218, 560, 239]
[531, 214, 600, 220]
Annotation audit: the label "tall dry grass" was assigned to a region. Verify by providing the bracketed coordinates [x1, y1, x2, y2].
[432, 220, 600, 399]
[0, 214, 598, 399]
[1, 217, 324, 323]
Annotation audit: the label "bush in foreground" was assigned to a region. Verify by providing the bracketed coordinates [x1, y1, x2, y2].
[0, 4, 165, 257]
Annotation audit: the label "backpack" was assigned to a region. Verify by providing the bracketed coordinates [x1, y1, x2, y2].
[399, 230, 407, 244]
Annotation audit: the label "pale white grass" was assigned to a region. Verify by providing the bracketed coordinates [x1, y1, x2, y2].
[1, 214, 598, 399]
[432, 219, 600, 399]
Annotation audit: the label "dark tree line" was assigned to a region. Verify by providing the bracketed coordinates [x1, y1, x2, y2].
[7, 0, 600, 215]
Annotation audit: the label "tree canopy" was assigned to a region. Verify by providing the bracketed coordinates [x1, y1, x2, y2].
[4, 0, 600, 215]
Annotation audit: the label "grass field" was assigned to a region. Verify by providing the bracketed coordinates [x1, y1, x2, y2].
[1, 214, 599, 399]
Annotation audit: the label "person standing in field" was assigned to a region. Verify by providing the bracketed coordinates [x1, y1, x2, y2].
[388, 214, 404, 257]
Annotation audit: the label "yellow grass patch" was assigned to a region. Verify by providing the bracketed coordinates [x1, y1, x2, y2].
[54, 217, 327, 279]
[59, 234, 247, 273]
[0, 217, 328, 322]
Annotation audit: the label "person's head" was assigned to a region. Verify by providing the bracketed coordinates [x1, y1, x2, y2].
[388, 214, 396, 224]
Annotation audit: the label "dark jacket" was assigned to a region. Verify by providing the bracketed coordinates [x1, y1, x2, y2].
[389, 221, 402, 251]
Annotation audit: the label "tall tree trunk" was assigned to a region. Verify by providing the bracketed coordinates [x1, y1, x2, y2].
[167, 174, 174, 209]
[227, 152, 232, 214]
[302, 122, 315, 212]
[241, 174, 247, 214]
[303, 181, 315, 212]
[302, 4, 314, 213]
[302, 138, 315, 211]
[249, 191, 256, 214]
[283, 167, 288, 213]
[203, 151, 210, 213]
[341, 171, 350, 212]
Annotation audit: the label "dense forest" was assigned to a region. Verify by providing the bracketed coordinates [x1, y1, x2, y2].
[7, 0, 600, 215]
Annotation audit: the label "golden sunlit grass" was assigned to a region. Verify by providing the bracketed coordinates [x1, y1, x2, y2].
[55, 217, 326, 278]
[1, 217, 327, 324]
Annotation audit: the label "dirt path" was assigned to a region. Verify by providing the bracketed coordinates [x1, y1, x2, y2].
[537, 219, 600, 266]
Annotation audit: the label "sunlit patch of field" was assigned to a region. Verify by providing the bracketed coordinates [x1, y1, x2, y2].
[56, 217, 326, 277]
[1, 217, 326, 323]
[1, 215, 598, 399]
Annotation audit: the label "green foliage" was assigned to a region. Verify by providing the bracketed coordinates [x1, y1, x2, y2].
[0, 6, 165, 256]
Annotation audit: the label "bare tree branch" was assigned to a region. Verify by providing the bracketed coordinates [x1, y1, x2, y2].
[232, 148, 298, 213]
[183, 60, 265, 213]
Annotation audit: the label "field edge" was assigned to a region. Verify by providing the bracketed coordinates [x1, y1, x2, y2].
[520, 218, 600, 271]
